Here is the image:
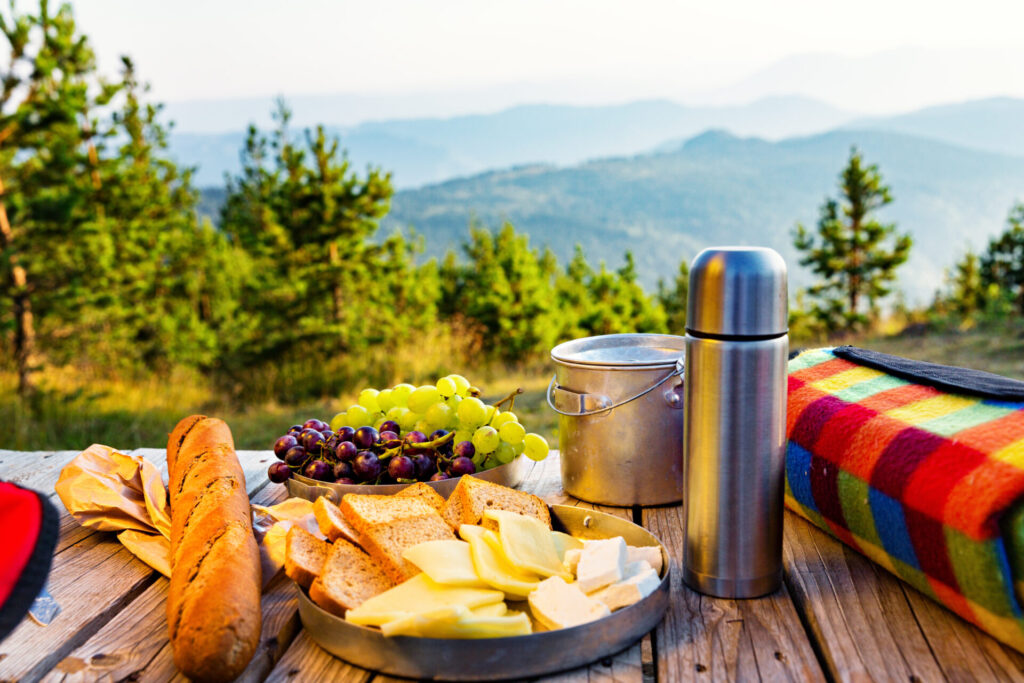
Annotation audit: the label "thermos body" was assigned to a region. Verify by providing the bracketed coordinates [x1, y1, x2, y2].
[682, 333, 788, 597]
[681, 246, 789, 599]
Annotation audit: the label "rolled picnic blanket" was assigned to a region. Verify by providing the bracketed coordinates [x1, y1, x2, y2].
[786, 346, 1024, 653]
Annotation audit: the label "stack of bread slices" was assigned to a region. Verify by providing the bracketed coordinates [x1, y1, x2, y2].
[285, 475, 551, 617]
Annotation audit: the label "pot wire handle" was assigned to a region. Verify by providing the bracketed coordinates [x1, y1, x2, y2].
[546, 358, 684, 417]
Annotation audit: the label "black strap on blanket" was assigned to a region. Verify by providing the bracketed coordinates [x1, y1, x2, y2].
[832, 345, 1024, 401]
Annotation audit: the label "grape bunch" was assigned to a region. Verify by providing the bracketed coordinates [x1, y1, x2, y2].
[266, 374, 549, 486]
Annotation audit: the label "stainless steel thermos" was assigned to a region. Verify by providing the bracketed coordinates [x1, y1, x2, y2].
[682, 247, 788, 598]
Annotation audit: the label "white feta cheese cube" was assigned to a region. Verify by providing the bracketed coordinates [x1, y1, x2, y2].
[563, 548, 582, 575]
[576, 537, 627, 593]
[626, 545, 663, 574]
[590, 561, 660, 611]
[528, 576, 609, 630]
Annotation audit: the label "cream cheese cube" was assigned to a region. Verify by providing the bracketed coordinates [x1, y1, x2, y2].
[563, 548, 582, 575]
[576, 537, 627, 593]
[590, 561, 660, 611]
[626, 545, 663, 574]
[528, 576, 610, 630]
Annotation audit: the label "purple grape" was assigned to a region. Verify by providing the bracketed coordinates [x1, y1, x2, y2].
[287, 424, 303, 434]
[405, 430, 427, 444]
[284, 445, 308, 467]
[379, 420, 400, 435]
[268, 461, 292, 483]
[353, 426, 379, 450]
[388, 454, 416, 480]
[411, 452, 436, 479]
[429, 471, 450, 482]
[303, 418, 325, 431]
[449, 456, 476, 476]
[320, 429, 334, 443]
[379, 430, 399, 443]
[429, 429, 449, 441]
[333, 461, 354, 481]
[336, 426, 355, 442]
[274, 434, 298, 459]
[300, 428, 323, 452]
[335, 440, 357, 462]
[453, 441, 475, 459]
[336, 477, 357, 485]
[352, 451, 381, 481]
[304, 459, 333, 481]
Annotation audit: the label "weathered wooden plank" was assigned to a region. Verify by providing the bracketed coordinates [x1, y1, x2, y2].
[41, 481, 296, 683]
[644, 504, 824, 682]
[0, 450, 276, 683]
[0, 450, 83, 491]
[264, 630, 373, 683]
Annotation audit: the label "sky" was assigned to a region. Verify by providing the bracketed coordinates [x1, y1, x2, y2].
[65, 0, 1024, 127]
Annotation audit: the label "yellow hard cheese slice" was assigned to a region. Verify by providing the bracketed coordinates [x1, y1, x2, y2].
[380, 604, 532, 638]
[402, 540, 490, 588]
[344, 573, 504, 626]
[459, 524, 542, 599]
[472, 601, 508, 617]
[483, 510, 572, 580]
[552, 531, 583, 565]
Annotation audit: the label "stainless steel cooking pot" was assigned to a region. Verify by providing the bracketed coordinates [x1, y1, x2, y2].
[548, 334, 685, 505]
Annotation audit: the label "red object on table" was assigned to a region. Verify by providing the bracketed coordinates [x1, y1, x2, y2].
[0, 481, 58, 642]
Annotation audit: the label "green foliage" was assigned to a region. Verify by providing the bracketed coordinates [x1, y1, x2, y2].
[658, 259, 689, 334]
[793, 147, 913, 334]
[980, 204, 1024, 315]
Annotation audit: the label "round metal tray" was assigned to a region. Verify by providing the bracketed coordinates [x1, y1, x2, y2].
[285, 454, 531, 503]
[296, 504, 671, 680]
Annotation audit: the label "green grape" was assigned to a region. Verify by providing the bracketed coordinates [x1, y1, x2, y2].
[445, 394, 463, 411]
[449, 374, 471, 397]
[456, 396, 487, 427]
[424, 402, 453, 430]
[498, 421, 526, 445]
[512, 441, 525, 456]
[453, 429, 473, 446]
[329, 412, 348, 432]
[387, 406, 410, 423]
[491, 411, 518, 429]
[472, 426, 500, 453]
[436, 376, 457, 398]
[376, 388, 395, 413]
[471, 449, 488, 467]
[414, 420, 431, 435]
[483, 404, 497, 424]
[523, 433, 549, 462]
[347, 404, 370, 427]
[391, 383, 416, 407]
[408, 385, 442, 413]
[493, 442, 516, 465]
[398, 410, 421, 432]
[373, 416, 387, 430]
[358, 388, 380, 414]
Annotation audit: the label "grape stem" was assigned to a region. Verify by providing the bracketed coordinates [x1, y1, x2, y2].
[492, 388, 524, 414]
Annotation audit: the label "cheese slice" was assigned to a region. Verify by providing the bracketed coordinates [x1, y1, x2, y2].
[589, 561, 660, 611]
[472, 601, 509, 617]
[626, 545, 663, 574]
[345, 573, 504, 626]
[552, 531, 584, 564]
[576, 537, 627, 593]
[403, 540, 489, 588]
[528, 576, 609, 630]
[483, 510, 571, 579]
[461, 525, 542, 599]
[380, 605, 532, 638]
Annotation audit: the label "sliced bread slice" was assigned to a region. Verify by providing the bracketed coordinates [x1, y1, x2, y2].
[309, 537, 393, 617]
[285, 525, 329, 589]
[313, 495, 362, 544]
[396, 482, 446, 513]
[360, 514, 457, 583]
[456, 476, 552, 531]
[441, 493, 465, 531]
[339, 494, 439, 537]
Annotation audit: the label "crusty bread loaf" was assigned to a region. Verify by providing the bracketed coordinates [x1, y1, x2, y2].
[309, 537, 393, 617]
[285, 526, 328, 589]
[395, 482, 446, 512]
[166, 415, 261, 683]
[453, 475, 552, 531]
[313, 496, 361, 544]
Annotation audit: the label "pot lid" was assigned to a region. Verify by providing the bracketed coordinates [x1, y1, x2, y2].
[551, 334, 685, 367]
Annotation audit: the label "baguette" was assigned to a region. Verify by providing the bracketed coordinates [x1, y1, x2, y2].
[166, 415, 261, 683]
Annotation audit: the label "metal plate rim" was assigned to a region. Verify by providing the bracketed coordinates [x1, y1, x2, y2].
[551, 333, 686, 368]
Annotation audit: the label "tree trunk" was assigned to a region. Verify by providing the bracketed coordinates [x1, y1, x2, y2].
[329, 241, 342, 322]
[0, 176, 36, 397]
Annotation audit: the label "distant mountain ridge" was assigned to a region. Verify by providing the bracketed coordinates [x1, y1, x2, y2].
[381, 128, 1024, 302]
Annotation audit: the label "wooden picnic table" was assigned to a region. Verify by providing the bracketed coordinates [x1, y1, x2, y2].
[3, 448, 1024, 683]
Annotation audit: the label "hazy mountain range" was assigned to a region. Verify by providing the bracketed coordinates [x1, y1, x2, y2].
[187, 96, 1024, 303]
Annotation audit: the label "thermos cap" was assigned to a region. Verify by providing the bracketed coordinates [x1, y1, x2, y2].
[686, 247, 788, 337]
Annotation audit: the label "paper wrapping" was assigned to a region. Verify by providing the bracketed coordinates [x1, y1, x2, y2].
[56, 445, 314, 589]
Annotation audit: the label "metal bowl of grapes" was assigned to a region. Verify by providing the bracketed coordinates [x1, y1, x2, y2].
[265, 375, 551, 500]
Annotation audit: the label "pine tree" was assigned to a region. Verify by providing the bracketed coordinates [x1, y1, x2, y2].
[980, 203, 1024, 314]
[793, 147, 912, 334]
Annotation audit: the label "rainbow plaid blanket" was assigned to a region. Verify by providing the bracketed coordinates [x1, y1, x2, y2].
[787, 347, 1024, 652]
